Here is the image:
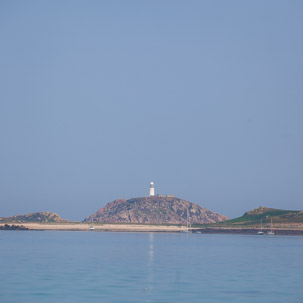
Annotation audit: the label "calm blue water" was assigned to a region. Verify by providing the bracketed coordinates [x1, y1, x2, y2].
[0, 231, 302, 303]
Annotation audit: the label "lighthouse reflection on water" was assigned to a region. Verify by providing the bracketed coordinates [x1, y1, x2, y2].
[146, 233, 154, 296]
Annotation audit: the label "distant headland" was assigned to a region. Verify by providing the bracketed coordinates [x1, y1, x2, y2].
[0, 211, 68, 224]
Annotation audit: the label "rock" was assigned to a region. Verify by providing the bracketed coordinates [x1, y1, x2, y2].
[84, 196, 228, 224]
[0, 224, 28, 230]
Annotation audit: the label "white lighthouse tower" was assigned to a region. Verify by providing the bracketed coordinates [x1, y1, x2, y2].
[149, 181, 155, 196]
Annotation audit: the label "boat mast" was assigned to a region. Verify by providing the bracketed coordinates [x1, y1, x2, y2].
[187, 209, 189, 229]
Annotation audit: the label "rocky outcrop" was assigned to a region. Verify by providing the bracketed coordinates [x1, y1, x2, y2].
[244, 206, 275, 216]
[0, 224, 28, 230]
[0, 212, 68, 223]
[84, 196, 228, 224]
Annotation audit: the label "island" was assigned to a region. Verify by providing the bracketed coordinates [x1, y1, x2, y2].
[0, 202, 302, 235]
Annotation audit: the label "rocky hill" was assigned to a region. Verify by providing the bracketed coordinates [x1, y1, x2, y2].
[0, 212, 68, 223]
[84, 196, 228, 224]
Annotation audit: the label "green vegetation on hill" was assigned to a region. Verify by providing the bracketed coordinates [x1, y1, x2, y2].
[211, 206, 303, 227]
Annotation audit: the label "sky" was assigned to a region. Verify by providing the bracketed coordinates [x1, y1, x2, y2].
[0, 0, 302, 221]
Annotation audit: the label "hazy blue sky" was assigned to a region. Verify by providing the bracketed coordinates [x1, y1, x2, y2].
[0, 0, 302, 221]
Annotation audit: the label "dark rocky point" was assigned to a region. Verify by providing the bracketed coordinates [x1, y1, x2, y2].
[0, 224, 28, 230]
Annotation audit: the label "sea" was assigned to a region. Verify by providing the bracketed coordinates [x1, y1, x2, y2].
[0, 231, 302, 303]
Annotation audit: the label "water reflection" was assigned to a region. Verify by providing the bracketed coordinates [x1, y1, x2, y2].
[145, 233, 154, 298]
[148, 233, 154, 266]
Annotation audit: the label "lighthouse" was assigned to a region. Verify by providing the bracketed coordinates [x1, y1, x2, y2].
[149, 181, 155, 196]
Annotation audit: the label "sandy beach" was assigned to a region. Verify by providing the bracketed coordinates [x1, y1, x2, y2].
[0, 223, 187, 232]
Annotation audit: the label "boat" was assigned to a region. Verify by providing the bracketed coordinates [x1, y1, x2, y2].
[267, 218, 275, 235]
[256, 219, 264, 235]
[181, 209, 192, 233]
[89, 219, 95, 231]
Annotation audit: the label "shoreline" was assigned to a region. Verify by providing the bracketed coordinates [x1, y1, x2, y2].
[1, 223, 303, 235]
[0, 223, 184, 233]
[194, 227, 303, 236]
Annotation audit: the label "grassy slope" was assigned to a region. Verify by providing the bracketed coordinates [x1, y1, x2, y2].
[192, 207, 303, 228]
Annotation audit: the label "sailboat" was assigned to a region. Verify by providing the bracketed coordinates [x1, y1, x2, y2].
[181, 209, 192, 233]
[256, 219, 264, 235]
[89, 218, 95, 231]
[267, 218, 274, 235]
